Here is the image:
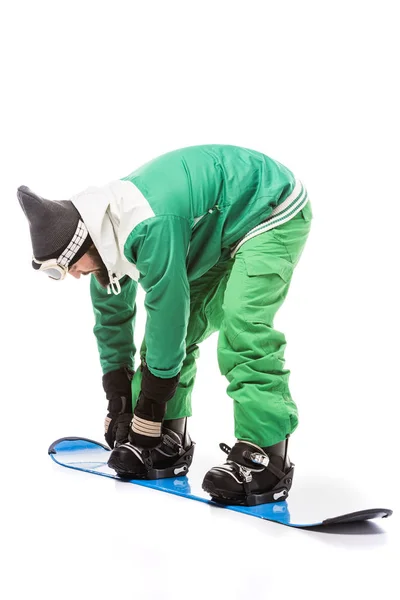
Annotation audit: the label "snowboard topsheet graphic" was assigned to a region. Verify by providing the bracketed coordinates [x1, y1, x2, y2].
[48, 437, 393, 529]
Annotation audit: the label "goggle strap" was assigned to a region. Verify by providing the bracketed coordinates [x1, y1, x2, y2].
[58, 220, 88, 267]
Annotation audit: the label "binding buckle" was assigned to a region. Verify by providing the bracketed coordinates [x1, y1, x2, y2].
[249, 452, 270, 467]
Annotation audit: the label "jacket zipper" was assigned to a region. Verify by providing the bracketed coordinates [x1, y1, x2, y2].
[192, 204, 221, 228]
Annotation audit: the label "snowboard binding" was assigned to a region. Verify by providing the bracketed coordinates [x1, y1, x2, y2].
[202, 439, 295, 506]
[107, 420, 195, 480]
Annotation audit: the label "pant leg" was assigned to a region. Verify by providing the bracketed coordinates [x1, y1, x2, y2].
[217, 201, 313, 447]
[131, 258, 234, 419]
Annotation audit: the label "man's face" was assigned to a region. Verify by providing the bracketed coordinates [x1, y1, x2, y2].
[69, 246, 109, 288]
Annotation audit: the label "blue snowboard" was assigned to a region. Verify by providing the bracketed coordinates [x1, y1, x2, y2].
[48, 437, 392, 529]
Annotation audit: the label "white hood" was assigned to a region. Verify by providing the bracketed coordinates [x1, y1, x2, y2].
[71, 179, 155, 293]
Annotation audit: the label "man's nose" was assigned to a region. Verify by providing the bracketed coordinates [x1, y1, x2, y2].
[69, 271, 81, 279]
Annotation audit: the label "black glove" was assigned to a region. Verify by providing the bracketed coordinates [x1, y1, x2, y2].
[129, 361, 180, 448]
[102, 366, 134, 449]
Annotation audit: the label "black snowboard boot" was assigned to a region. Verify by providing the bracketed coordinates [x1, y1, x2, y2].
[202, 438, 294, 506]
[107, 417, 195, 480]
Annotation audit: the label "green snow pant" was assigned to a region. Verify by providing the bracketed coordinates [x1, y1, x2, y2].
[131, 201, 313, 447]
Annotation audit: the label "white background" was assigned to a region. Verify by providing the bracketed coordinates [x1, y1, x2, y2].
[1, 1, 399, 598]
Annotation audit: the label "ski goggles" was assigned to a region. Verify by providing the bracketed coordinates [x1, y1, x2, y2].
[32, 257, 68, 280]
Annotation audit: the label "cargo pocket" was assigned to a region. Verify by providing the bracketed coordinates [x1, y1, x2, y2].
[243, 253, 294, 283]
[240, 254, 294, 321]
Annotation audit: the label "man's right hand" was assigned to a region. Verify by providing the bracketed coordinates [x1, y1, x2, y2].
[102, 366, 134, 449]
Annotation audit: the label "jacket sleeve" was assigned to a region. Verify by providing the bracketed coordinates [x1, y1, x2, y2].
[90, 273, 138, 375]
[124, 215, 191, 379]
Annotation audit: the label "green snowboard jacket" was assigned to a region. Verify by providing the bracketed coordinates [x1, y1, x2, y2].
[71, 145, 308, 379]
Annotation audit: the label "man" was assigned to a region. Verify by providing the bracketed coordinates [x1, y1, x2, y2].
[18, 144, 312, 506]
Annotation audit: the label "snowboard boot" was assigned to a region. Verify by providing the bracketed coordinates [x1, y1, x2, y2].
[202, 438, 294, 506]
[107, 417, 195, 480]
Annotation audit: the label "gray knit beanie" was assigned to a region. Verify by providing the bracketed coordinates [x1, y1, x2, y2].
[17, 185, 92, 266]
